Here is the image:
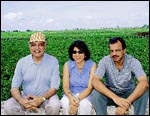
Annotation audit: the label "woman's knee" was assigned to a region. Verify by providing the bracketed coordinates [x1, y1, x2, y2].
[80, 99, 92, 109]
[78, 99, 92, 114]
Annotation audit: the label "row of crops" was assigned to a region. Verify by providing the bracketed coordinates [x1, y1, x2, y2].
[1, 27, 149, 100]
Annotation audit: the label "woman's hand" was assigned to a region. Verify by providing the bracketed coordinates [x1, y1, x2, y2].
[69, 96, 79, 107]
[69, 104, 78, 115]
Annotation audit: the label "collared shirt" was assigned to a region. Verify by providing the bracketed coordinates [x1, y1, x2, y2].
[94, 54, 146, 91]
[67, 59, 95, 94]
[11, 53, 60, 96]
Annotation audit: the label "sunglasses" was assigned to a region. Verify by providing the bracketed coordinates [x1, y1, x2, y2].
[72, 50, 84, 54]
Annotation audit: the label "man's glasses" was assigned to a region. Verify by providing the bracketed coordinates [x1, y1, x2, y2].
[72, 50, 84, 54]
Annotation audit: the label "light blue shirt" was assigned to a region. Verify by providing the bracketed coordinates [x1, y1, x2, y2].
[94, 54, 146, 91]
[67, 59, 95, 94]
[11, 53, 60, 96]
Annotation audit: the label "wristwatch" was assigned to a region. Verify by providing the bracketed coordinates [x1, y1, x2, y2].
[42, 97, 46, 102]
[77, 97, 81, 102]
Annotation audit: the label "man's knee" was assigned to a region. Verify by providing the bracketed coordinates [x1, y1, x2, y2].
[3, 100, 25, 115]
[45, 102, 60, 115]
[3, 101, 11, 115]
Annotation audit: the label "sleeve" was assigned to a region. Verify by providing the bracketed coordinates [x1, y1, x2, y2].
[11, 59, 23, 88]
[50, 58, 60, 90]
[94, 58, 106, 79]
[131, 58, 146, 79]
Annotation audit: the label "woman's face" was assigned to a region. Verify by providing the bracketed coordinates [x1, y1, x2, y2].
[72, 47, 85, 64]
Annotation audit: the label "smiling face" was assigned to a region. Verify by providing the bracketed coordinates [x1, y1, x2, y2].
[29, 41, 46, 60]
[72, 47, 85, 64]
[109, 40, 126, 63]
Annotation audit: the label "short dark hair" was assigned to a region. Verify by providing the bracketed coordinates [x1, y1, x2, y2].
[108, 37, 126, 50]
[68, 40, 90, 61]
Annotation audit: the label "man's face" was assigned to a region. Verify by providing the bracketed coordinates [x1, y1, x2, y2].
[109, 41, 126, 62]
[29, 41, 46, 59]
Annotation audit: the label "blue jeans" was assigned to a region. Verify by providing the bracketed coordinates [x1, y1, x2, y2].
[91, 87, 149, 115]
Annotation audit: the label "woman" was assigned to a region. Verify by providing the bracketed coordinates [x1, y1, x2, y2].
[60, 40, 96, 115]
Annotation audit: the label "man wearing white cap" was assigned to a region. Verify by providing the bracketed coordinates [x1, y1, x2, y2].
[3, 32, 61, 115]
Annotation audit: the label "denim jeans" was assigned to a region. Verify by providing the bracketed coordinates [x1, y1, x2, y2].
[91, 87, 149, 115]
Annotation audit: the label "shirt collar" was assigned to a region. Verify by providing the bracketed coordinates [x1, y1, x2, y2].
[28, 53, 45, 65]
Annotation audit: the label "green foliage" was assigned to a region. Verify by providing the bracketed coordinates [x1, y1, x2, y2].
[1, 28, 149, 100]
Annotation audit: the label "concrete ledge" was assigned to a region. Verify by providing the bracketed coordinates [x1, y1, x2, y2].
[1, 100, 149, 115]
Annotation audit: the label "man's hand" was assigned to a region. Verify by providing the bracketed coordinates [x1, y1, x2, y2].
[113, 96, 131, 110]
[27, 95, 43, 106]
[115, 106, 128, 115]
[18, 98, 38, 111]
[23, 94, 44, 111]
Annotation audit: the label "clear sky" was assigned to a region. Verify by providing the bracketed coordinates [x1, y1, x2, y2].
[1, 1, 149, 31]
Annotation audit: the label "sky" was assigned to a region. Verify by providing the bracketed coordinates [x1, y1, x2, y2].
[1, 1, 149, 31]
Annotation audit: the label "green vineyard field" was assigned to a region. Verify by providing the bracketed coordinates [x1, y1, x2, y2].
[1, 27, 149, 100]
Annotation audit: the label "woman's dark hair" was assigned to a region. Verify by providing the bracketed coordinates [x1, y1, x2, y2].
[108, 37, 126, 50]
[68, 40, 90, 61]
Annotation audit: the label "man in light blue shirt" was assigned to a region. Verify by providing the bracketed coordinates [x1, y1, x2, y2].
[4, 32, 61, 115]
[92, 37, 149, 115]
